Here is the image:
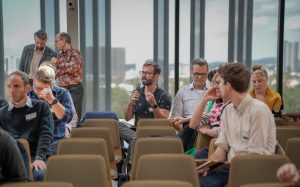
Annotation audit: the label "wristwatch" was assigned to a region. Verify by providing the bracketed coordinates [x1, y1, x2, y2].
[35, 155, 46, 161]
[151, 104, 158, 109]
[50, 98, 58, 106]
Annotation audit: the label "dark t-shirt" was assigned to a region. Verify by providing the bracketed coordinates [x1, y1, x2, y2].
[133, 86, 172, 126]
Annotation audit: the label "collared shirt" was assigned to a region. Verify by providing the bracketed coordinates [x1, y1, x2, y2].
[216, 94, 276, 161]
[134, 86, 172, 126]
[171, 82, 208, 118]
[29, 49, 43, 78]
[56, 48, 83, 87]
[8, 96, 33, 111]
[28, 86, 73, 140]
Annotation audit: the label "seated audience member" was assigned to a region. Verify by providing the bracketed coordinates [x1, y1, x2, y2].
[206, 68, 219, 113]
[0, 128, 28, 184]
[170, 57, 209, 132]
[0, 98, 7, 108]
[189, 73, 230, 158]
[277, 163, 300, 185]
[0, 71, 54, 181]
[29, 65, 73, 154]
[247, 64, 282, 117]
[198, 63, 276, 187]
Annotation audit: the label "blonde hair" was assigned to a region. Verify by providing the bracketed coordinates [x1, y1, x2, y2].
[34, 64, 56, 84]
[252, 64, 268, 80]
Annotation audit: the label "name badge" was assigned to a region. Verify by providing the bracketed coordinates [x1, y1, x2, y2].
[25, 112, 37, 121]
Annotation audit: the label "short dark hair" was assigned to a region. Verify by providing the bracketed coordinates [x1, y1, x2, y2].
[218, 63, 250, 93]
[57, 32, 71, 44]
[34, 29, 47, 40]
[191, 57, 208, 70]
[207, 68, 218, 82]
[143, 59, 161, 74]
[8, 71, 30, 86]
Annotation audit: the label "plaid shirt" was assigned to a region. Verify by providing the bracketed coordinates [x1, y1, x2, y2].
[56, 48, 83, 87]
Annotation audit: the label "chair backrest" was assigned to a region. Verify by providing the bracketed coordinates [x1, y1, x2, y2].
[57, 138, 111, 178]
[228, 154, 290, 187]
[286, 137, 300, 168]
[208, 138, 217, 157]
[194, 132, 212, 151]
[1, 182, 74, 187]
[276, 126, 300, 150]
[136, 126, 176, 139]
[70, 127, 115, 161]
[240, 183, 292, 187]
[130, 137, 184, 179]
[17, 138, 33, 180]
[81, 111, 118, 122]
[82, 118, 121, 148]
[45, 155, 111, 187]
[137, 119, 171, 128]
[122, 180, 193, 187]
[134, 154, 200, 187]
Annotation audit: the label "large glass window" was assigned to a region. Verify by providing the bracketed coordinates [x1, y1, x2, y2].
[205, 0, 229, 67]
[111, 0, 153, 118]
[283, 0, 300, 112]
[178, 0, 191, 90]
[2, 0, 40, 95]
[252, 0, 279, 89]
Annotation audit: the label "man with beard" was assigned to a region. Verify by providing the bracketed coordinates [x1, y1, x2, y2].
[0, 71, 53, 181]
[19, 29, 56, 79]
[124, 60, 172, 126]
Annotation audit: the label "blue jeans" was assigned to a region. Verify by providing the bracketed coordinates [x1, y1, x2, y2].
[195, 148, 229, 187]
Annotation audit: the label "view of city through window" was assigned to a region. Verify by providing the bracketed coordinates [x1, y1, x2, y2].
[2, 0, 299, 117]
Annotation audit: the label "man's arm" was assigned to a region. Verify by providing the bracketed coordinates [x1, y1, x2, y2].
[124, 90, 140, 121]
[209, 147, 227, 161]
[170, 90, 183, 118]
[19, 46, 28, 72]
[145, 92, 172, 119]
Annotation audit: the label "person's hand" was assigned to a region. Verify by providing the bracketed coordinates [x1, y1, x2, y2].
[51, 57, 58, 64]
[198, 125, 210, 135]
[203, 87, 219, 101]
[40, 88, 55, 104]
[130, 90, 140, 103]
[32, 159, 47, 171]
[170, 117, 184, 131]
[277, 163, 300, 184]
[145, 92, 156, 106]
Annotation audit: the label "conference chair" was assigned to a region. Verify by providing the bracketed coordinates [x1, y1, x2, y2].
[286, 137, 300, 168]
[134, 154, 199, 187]
[228, 154, 290, 187]
[137, 119, 171, 128]
[194, 132, 212, 151]
[17, 139, 33, 180]
[70, 128, 118, 178]
[44, 155, 111, 187]
[57, 138, 116, 179]
[130, 137, 184, 179]
[136, 126, 176, 139]
[240, 183, 293, 187]
[81, 118, 122, 161]
[1, 182, 74, 187]
[276, 126, 300, 150]
[122, 180, 193, 187]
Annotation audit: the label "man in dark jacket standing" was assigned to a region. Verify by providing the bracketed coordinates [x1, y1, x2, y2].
[19, 29, 56, 78]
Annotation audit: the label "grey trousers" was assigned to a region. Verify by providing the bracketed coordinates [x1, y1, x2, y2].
[118, 121, 136, 143]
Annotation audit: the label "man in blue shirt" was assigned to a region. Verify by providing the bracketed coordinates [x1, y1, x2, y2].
[28, 64, 73, 155]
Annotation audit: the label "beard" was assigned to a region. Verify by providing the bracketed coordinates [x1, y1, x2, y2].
[141, 78, 153, 85]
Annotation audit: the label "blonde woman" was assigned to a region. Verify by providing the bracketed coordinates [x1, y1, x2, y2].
[247, 64, 282, 117]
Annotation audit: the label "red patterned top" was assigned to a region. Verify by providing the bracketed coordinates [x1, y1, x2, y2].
[56, 48, 83, 87]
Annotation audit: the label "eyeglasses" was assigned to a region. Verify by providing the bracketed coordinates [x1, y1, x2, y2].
[191, 73, 207, 78]
[33, 85, 44, 92]
[139, 71, 155, 76]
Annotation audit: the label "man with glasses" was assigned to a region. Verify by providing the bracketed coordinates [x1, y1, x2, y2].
[170, 58, 209, 151]
[29, 65, 73, 155]
[19, 29, 56, 79]
[124, 60, 172, 127]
